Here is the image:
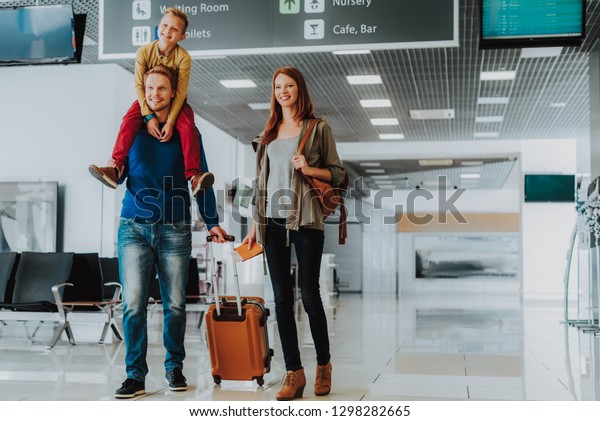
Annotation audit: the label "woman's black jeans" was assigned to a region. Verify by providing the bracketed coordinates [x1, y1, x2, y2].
[264, 218, 331, 371]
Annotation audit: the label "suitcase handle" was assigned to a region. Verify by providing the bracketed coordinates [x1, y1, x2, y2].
[211, 306, 246, 322]
[206, 234, 235, 242]
[222, 297, 248, 307]
[207, 235, 242, 316]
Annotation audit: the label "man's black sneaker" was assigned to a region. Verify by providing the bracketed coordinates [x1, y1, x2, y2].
[165, 367, 187, 391]
[114, 378, 145, 399]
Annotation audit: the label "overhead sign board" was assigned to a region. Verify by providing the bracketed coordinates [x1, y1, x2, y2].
[99, 0, 458, 59]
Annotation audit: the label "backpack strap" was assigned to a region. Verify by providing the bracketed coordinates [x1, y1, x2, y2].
[339, 198, 347, 245]
[296, 119, 319, 156]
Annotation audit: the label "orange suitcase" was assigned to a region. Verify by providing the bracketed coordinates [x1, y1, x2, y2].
[204, 235, 273, 386]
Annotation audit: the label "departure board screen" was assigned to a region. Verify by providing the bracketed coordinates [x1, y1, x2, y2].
[480, 0, 585, 48]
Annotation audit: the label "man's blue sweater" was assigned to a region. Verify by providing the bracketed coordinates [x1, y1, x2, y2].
[119, 125, 219, 229]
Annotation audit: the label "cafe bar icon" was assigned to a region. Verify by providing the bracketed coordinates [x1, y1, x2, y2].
[304, 19, 325, 39]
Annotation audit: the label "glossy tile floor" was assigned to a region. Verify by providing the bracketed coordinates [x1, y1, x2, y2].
[1, 284, 600, 401]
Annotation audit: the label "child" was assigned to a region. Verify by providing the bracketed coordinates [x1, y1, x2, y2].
[89, 7, 213, 196]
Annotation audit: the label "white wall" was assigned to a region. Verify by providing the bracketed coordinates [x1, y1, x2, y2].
[0, 64, 132, 255]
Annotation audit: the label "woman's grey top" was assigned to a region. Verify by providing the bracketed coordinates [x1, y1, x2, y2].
[265, 135, 299, 218]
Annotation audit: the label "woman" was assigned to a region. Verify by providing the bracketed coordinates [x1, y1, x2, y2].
[242, 67, 346, 401]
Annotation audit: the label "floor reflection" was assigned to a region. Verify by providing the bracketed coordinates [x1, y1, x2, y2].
[0, 283, 599, 401]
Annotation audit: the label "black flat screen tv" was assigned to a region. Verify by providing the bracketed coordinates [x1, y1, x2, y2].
[524, 174, 575, 202]
[480, 0, 585, 49]
[0, 4, 78, 65]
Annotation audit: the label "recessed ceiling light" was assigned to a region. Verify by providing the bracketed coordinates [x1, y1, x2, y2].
[219, 79, 257, 88]
[370, 118, 399, 126]
[359, 162, 381, 167]
[333, 49, 371, 55]
[520, 47, 563, 58]
[480, 71, 516, 81]
[365, 169, 386, 173]
[475, 116, 503, 123]
[248, 102, 270, 110]
[477, 97, 509, 105]
[460, 173, 481, 179]
[418, 159, 454, 166]
[474, 132, 499, 138]
[346, 75, 383, 85]
[409, 109, 454, 120]
[423, 180, 446, 187]
[550, 102, 567, 107]
[379, 133, 405, 140]
[461, 161, 484, 166]
[360, 99, 392, 108]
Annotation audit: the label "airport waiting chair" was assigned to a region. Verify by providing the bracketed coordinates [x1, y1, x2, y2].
[62, 253, 123, 344]
[99, 257, 121, 302]
[0, 252, 19, 304]
[0, 251, 75, 349]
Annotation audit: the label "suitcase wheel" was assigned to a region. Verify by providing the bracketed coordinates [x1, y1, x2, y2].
[213, 375, 222, 385]
[255, 376, 264, 386]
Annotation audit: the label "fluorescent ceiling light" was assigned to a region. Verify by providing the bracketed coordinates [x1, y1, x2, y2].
[550, 102, 567, 107]
[409, 109, 454, 120]
[460, 173, 481, 179]
[423, 180, 446, 187]
[477, 97, 509, 105]
[418, 159, 454, 166]
[360, 99, 392, 108]
[474, 132, 499, 138]
[346, 75, 383, 85]
[379, 133, 404, 140]
[475, 116, 503, 123]
[480, 71, 516, 81]
[461, 161, 484, 166]
[333, 49, 371, 55]
[520, 47, 563, 58]
[359, 162, 381, 167]
[248, 102, 270, 110]
[219, 79, 257, 88]
[370, 118, 399, 126]
[365, 169, 386, 174]
[370, 175, 392, 179]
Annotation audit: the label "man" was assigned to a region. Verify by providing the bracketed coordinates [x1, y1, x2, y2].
[114, 65, 228, 399]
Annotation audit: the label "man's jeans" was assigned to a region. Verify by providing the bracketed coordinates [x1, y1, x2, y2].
[117, 218, 191, 381]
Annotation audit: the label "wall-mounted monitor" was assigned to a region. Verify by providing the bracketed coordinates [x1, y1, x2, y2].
[0, 4, 79, 65]
[524, 174, 576, 203]
[479, 0, 585, 49]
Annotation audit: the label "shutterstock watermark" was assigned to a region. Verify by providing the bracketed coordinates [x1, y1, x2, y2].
[131, 176, 469, 227]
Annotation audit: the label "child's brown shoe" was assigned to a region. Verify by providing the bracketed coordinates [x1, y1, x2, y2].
[190, 172, 214, 196]
[89, 164, 119, 189]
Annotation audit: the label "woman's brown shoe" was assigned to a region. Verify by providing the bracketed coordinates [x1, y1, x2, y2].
[276, 368, 306, 401]
[314, 362, 332, 396]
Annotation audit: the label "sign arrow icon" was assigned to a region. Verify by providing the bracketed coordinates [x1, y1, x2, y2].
[284, 0, 296, 10]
